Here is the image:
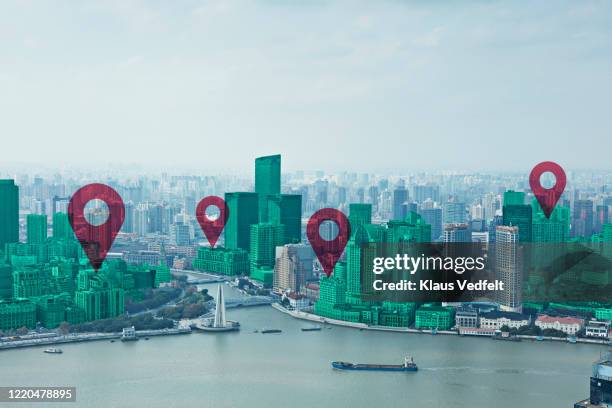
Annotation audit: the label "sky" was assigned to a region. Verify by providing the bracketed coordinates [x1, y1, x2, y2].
[0, 0, 611, 173]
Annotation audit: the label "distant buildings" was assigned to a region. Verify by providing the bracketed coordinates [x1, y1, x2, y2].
[572, 199, 594, 238]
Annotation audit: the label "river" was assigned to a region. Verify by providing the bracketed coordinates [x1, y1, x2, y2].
[0, 283, 598, 407]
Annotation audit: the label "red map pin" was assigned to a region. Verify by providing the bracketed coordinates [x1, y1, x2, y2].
[307, 208, 350, 277]
[529, 161, 566, 219]
[196, 196, 229, 248]
[68, 183, 125, 272]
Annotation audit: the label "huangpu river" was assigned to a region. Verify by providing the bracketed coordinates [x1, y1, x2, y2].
[0, 283, 599, 408]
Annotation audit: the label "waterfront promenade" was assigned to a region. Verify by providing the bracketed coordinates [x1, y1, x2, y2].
[271, 303, 612, 346]
[0, 328, 191, 350]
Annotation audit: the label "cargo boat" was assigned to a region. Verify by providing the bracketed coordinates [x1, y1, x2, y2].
[44, 348, 63, 354]
[332, 356, 417, 372]
[261, 329, 282, 334]
[301, 327, 322, 332]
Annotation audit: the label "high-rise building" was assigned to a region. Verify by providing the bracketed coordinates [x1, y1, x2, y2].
[268, 194, 302, 244]
[392, 187, 408, 220]
[532, 200, 570, 242]
[503, 190, 525, 206]
[495, 226, 522, 313]
[368, 186, 379, 211]
[414, 184, 440, 204]
[27, 214, 47, 244]
[169, 222, 191, 246]
[444, 201, 466, 224]
[572, 200, 594, 238]
[52, 212, 73, 240]
[122, 202, 134, 233]
[224, 192, 259, 251]
[348, 203, 372, 238]
[249, 223, 284, 286]
[420, 207, 442, 241]
[503, 191, 532, 242]
[0, 264, 12, 300]
[273, 244, 314, 294]
[594, 205, 609, 234]
[0, 180, 19, 249]
[443, 224, 472, 243]
[255, 154, 281, 222]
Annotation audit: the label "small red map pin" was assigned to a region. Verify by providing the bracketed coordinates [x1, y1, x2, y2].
[68, 183, 125, 272]
[307, 208, 350, 277]
[196, 196, 229, 248]
[529, 161, 566, 219]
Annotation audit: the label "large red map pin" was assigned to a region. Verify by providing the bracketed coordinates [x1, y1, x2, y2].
[68, 183, 125, 272]
[307, 208, 350, 277]
[196, 196, 229, 248]
[529, 161, 566, 219]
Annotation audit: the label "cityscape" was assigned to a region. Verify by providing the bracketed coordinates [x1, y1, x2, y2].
[1, 1, 612, 405]
[1, 155, 611, 406]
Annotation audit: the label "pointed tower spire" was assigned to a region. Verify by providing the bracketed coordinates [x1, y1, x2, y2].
[213, 284, 226, 328]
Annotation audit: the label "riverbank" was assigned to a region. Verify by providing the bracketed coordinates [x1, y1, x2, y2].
[271, 303, 612, 346]
[0, 328, 191, 350]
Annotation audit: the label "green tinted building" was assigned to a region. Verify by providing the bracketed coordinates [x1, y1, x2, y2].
[0, 298, 36, 330]
[27, 214, 47, 244]
[12, 267, 45, 298]
[503, 190, 525, 206]
[349, 204, 372, 237]
[255, 154, 281, 222]
[532, 199, 570, 242]
[0, 264, 13, 300]
[52, 212, 73, 240]
[415, 305, 455, 330]
[268, 194, 302, 244]
[250, 223, 284, 284]
[0, 180, 19, 249]
[193, 247, 250, 276]
[503, 191, 532, 242]
[224, 192, 259, 251]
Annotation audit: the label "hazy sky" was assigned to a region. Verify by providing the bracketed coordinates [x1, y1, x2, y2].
[1, 1, 611, 173]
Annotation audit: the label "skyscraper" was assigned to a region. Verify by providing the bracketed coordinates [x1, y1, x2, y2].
[414, 184, 440, 204]
[502, 191, 532, 242]
[572, 200, 594, 238]
[0, 180, 19, 249]
[420, 207, 442, 241]
[495, 226, 522, 313]
[268, 194, 302, 244]
[392, 187, 408, 220]
[273, 244, 314, 294]
[443, 224, 472, 243]
[444, 201, 466, 224]
[594, 205, 609, 234]
[348, 203, 372, 238]
[52, 212, 73, 240]
[27, 214, 47, 244]
[224, 192, 259, 251]
[250, 223, 284, 286]
[255, 154, 281, 222]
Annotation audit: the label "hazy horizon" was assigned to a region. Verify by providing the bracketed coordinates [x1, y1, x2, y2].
[1, 1, 611, 172]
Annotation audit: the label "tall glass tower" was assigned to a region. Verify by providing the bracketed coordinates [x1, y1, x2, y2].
[0, 180, 19, 249]
[255, 154, 281, 222]
[27, 214, 48, 244]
